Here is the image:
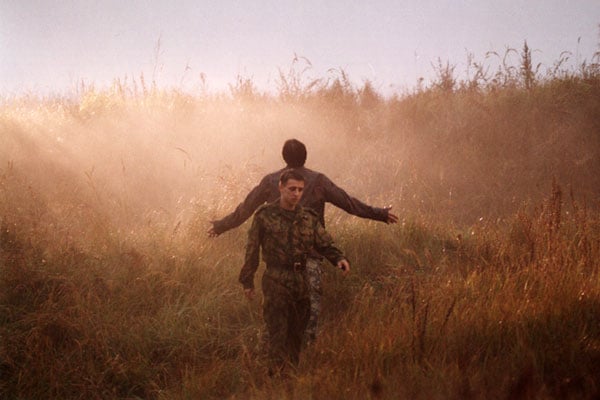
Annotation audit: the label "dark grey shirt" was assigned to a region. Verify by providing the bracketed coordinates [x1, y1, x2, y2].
[212, 166, 389, 234]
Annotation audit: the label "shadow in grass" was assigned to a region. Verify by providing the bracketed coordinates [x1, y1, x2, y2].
[448, 297, 600, 399]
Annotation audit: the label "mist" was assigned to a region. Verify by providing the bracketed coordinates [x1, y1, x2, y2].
[2, 64, 600, 256]
[2, 52, 600, 398]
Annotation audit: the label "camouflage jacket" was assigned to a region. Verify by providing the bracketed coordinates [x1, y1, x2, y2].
[213, 166, 389, 235]
[239, 201, 346, 289]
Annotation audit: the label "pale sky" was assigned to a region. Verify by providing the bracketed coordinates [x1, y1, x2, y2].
[1, 0, 599, 96]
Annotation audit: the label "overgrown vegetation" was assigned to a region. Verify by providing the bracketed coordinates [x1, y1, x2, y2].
[1, 44, 599, 399]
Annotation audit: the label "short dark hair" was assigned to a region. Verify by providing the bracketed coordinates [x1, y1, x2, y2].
[282, 139, 307, 168]
[279, 169, 305, 185]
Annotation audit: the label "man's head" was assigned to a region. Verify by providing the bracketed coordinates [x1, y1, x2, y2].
[282, 139, 307, 168]
[278, 169, 305, 210]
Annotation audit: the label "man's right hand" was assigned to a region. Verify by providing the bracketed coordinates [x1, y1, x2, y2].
[244, 288, 255, 300]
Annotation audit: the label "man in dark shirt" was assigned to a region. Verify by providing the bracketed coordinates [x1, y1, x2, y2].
[209, 139, 398, 341]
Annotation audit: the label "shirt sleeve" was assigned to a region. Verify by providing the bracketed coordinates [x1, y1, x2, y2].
[313, 220, 346, 266]
[212, 175, 273, 234]
[320, 174, 389, 223]
[238, 213, 263, 289]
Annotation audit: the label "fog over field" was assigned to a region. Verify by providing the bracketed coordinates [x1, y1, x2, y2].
[2, 66, 599, 246]
[1, 4, 600, 397]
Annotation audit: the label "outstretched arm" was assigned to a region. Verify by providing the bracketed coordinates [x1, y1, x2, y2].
[322, 175, 397, 224]
[208, 174, 276, 236]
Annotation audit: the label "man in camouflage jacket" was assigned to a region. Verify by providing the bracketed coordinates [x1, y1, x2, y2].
[239, 169, 350, 374]
[211, 139, 397, 342]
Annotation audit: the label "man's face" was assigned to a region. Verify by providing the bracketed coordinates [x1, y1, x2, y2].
[279, 178, 304, 210]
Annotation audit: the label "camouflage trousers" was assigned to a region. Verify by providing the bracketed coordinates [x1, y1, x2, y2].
[261, 267, 310, 373]
[304, 258, 322, 343]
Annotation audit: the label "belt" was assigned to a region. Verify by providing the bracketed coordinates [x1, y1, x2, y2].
[267, 262, 306, 272]
[292, 262, 305, 272]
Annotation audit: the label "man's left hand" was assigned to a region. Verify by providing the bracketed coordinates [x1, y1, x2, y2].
[384, 206, 399, 224]
[207, 223, 219, 238]
[337, 259, 350, 274]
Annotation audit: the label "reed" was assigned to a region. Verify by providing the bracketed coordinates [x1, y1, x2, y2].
[1, 48, 599, 399]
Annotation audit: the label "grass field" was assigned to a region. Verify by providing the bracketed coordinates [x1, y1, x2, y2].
[1, 47, 599, 399]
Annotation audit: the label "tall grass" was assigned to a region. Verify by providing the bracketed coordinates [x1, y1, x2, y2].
[1, 46, 599, 398]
